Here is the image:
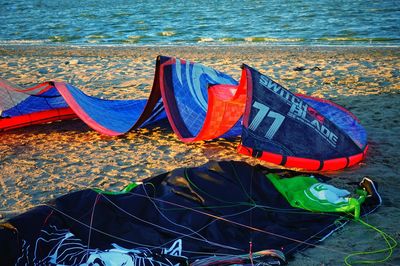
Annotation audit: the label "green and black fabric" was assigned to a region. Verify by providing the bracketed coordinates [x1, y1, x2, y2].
[0, 161, 381, 265]
[266, 173, 368, 219]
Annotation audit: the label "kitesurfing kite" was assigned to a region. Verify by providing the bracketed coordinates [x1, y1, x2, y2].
[0, 56, 368, 170]
[236, 65, 368, 171]
[0, 77, 162, 135]
[0, 161, 382, 265]
[0, 56, 240, 137]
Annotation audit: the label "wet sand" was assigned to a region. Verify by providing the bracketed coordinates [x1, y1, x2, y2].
[0, 45, 399, 265]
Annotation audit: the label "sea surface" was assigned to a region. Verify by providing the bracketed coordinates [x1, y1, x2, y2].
[0, 0, 399, 46]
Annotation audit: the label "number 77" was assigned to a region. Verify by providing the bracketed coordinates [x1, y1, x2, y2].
[248, 101, 285, 139]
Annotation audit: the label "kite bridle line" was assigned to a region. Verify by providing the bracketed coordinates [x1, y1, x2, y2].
[86, 193, 101, 260]
[1, 170, 349, 259]
[142, 183, 245, 251]
[44, 173, 356, 256]
[125, 188, 397, 266]
[39, 186, 346, 260]
[248, 159, 256, 265]
[1, 167, 397, 265]
[344, 214, 397, 266]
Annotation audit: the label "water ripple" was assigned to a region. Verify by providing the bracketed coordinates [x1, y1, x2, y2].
[0, 0, 399, 46]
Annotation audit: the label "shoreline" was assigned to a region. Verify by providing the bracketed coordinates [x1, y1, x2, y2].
[1, 41, 400, 48]
[1, 43, 400, 57]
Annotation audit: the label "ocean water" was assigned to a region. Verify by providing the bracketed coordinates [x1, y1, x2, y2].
[0, 0, 399, 46]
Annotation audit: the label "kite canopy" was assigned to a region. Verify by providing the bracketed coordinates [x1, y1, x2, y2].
[0, 79, 163, 135]
[237, 65, 368, 171]
[0, 56, 242, 140]
[0, 79, 77, 131]
[1, 57, 368, 171]
[158, 56, 242, 142]
[0, 161, 381, 265]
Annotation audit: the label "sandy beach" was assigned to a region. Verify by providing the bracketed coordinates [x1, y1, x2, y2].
[0, 45, 399, 265]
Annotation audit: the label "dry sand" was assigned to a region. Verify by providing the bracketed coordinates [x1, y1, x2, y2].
[0, 45, 399, 265]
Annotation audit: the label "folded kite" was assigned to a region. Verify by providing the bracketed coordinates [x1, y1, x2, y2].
[0, 161, 381, 265]
[237, 65, 368, 171]
[0, 57, 368, 170]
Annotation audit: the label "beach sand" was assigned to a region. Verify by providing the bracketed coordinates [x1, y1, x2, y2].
[0, 45, 399, 265]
